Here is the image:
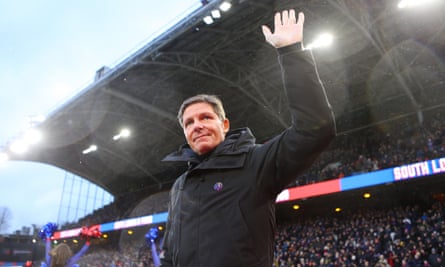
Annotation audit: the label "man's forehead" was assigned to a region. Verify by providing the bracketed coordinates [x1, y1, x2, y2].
[183, 102, 215, 116]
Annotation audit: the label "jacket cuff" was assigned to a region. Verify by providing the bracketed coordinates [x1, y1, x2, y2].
[277, 42, 304, 55]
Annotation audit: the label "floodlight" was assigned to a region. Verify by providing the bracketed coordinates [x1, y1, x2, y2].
[120, 129, 130, 138]
[113, 128, 131, 141]
[398, 0, 437, 8]
[305, 33, 333, 50]
[82, 144, 97, 154]
[203, 15, 214, 25]
[23, 128, 42, 145]
[10, 140, 28, 154]
[211, 9, 221, 19]
[219, 1, 232, 12]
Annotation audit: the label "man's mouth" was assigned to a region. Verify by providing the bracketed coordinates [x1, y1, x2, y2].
[193, 134, 208, 142]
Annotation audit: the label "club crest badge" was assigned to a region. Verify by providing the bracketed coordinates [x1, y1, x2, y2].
[213, 182, 223, 192]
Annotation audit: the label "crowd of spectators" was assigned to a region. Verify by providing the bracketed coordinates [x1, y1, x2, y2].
[274, 200, 445, 267]
[292, 109, 445, 187]
[77, 243, 156, 267]
[67, 198, 445, 267]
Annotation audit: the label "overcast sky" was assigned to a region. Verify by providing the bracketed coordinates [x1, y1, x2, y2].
[0, 0, 201, 234]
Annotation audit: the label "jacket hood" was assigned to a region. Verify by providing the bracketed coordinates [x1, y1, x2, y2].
[162, 127, 256, 162]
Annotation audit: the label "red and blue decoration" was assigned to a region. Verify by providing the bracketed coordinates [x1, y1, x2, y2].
[38, 222, 58, 240]
[80, 225, 102, 240]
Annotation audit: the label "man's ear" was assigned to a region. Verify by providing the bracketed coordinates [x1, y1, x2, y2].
[223, 118, 230, 134]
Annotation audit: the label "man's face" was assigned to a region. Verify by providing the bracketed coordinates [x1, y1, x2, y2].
[182, 102, 230, 155]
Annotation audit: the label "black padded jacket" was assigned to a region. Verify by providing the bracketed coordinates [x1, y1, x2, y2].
[160, 43, 336, 267]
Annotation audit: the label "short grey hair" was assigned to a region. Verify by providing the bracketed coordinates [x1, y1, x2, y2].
[177, 94, 226, 128]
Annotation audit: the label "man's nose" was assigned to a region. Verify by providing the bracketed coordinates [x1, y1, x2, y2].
[193, 120, 204, 131]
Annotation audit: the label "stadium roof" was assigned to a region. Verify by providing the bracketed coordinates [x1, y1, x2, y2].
[6, 0, 445, 200]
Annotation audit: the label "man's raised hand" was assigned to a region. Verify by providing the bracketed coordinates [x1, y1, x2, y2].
[262, 10, 304, 48]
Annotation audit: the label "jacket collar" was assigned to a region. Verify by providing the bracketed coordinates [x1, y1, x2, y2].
[162, 127, 255, 163]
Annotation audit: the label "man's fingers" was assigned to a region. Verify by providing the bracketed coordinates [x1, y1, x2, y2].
[261, 25, 277, 46]
[297, 12, 305, 25]
[273, 10, 301, 28]
[281, 10, 289, 25]
[289, 9, 296, 23]
[274, 12, 281, 27]
[261, 25, 272, 39]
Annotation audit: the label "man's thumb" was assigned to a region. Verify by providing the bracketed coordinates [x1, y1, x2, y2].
[261, 25, 272, 40]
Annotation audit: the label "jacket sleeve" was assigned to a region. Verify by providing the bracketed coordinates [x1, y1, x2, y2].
[258, 43, 336, 194]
